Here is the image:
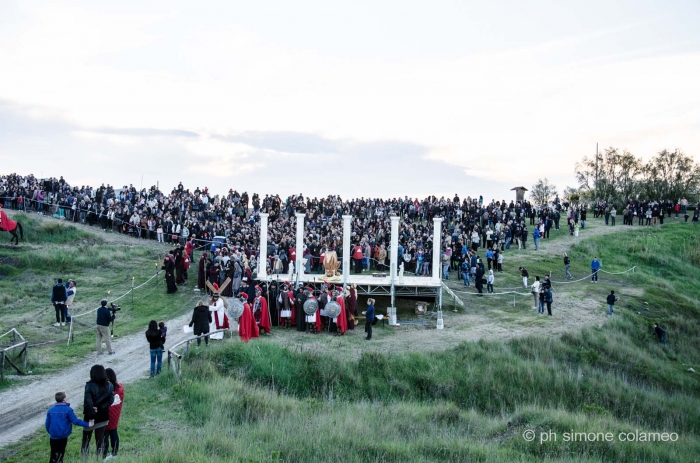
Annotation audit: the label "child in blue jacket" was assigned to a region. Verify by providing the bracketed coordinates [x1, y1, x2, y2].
[46, 391, 94, 463]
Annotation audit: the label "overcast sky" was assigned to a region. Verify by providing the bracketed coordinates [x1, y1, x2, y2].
[1, 1, 698, 201]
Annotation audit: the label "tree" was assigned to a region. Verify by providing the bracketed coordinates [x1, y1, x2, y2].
[530, 178, 557, 206]
[639, 149, 700, 201]
[562, 186, 580, 206]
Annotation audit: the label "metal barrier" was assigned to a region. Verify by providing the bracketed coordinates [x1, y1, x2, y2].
[167, 329, 232, 380]
[0, 328, 28, 380]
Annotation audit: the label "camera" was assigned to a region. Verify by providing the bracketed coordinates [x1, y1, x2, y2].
[109, 303, 121, 313]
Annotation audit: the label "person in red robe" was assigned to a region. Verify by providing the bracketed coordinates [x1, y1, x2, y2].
[346, 284, 357, 330]
[332, 287, 348, 335]
[238, 293, 259, 342]
[253, 286, 271, 335]
[197, 252, 208, 290]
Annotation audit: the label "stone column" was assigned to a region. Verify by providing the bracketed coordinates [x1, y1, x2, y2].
[432, 217, 443, 283]
[342, 215, 352, 286]
[258, 213, 269, 281]
[295, 212, 305, 280]
[390, 216, 399, 282]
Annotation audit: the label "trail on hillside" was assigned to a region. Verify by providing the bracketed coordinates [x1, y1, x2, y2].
[0, 212, 635, 449]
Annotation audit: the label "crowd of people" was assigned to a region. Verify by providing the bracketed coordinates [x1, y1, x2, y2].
[2, 172, 616, 285]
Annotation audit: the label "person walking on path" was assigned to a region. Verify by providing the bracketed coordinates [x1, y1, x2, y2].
[607, 290, 618, 315]
[45, 391, 94, 463]
[96, 299, 115, 355]
[145, 320, 164, 377]
[189, 301, 212, 346]
[362, 298, 375, 340]
[591, 257, 601, 283]
[563, 253, 572, 279]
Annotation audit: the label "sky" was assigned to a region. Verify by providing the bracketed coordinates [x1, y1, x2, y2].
[1, 0, 699, 201]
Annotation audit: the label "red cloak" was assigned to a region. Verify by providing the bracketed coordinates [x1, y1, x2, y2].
[336, 296, 347, 334]
[239, 302, 259, 342]
[255, 296, 271, 334]
[0, 211, 17, 231]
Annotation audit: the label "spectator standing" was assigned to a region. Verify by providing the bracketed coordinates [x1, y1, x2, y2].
[81, 365, 114, 458]
[145, 320, 164, 377]
[45, 391, 94, 463]
[362, 298, 375, 341]
[591, 257, 601, 283]
[103, 368, 123, 460]
[486, 269, 494, 293]
[51, 278, 68, 327]
[606, 290, 618, 315]
[65, 280, 77, 323]
[544, 285, 553, 316]
[530, 276, 541, 309]
[519, 267, 529, 288]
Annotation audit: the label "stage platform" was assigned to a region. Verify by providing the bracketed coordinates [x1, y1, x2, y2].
[267, 273, 442, 298]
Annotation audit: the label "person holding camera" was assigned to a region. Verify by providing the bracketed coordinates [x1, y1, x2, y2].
[96, 299, 115, 355]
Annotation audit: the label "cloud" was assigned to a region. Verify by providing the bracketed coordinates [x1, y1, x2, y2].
[89, 127, 200, 138]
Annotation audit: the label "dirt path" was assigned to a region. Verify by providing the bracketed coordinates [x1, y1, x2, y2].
[0, 213, 635, 448]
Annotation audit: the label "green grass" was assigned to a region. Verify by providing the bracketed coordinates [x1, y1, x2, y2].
[0, 213, 199, 388]
[2, 216, 700, 462]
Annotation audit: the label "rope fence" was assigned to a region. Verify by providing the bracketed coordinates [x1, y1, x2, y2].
[67, 270, 163, 346]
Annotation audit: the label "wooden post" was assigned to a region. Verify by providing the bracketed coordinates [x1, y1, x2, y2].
[1, 351, 5, 380]
[22, 343, 27, 370]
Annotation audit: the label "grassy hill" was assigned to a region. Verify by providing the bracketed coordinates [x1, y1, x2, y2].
[1, 217, 699, 462]
[0, 213, 198, 387]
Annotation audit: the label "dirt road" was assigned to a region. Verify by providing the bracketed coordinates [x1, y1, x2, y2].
[0, 212, 634, 448]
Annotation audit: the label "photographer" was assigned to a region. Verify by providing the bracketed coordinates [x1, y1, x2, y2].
[96, 299, 116, 355]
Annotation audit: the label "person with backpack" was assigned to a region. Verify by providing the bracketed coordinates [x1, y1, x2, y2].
[563, 253, 572, 279]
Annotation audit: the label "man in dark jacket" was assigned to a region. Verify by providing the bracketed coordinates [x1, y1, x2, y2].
[606, 290, 618, 315]
[189, 301, 212, 346]
[654, 323, 666, 344]
[95, 299, 115, 355]
[51, 278, 68, 327]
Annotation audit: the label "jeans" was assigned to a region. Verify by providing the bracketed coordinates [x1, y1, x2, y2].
[591, 270, 598, 282]
[150, 347, 163, 376]
[533, 237, 539, 250]
[538, 300, 544, 314]
[565, 264, 572, 279]
[463, 272, 470, 286]
[505, 237, 511, 249]
[103, 428, 120, 456]
[442, 264, 449, 279]
[609, 304, 614, 314]
[581, 219, 585, 229]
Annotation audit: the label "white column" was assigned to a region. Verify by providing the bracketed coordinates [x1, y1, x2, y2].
[258, 213, 269, 281]
[390, 216, 399, 283]
[342, 215, 352, 286]
[389, 215, 400, 325]
[432, 217, 443, 284]
[295, 212, 305, 280]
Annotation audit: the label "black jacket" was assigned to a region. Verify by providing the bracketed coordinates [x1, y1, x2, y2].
[51, 284, 67, 303]
[146, 331, 163, 349]
[189, 305, 212, 330]
[96, 306, 114, 327]
[83, 381, 114, 422]
[606, 294, 617, 305]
